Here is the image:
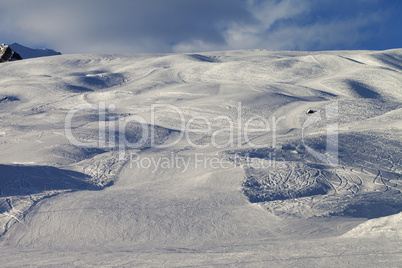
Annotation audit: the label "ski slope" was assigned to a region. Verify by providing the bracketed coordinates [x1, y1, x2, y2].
[0, 49, 401, 266]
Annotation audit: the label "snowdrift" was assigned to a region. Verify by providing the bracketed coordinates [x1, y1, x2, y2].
[342, 212, 401, 239]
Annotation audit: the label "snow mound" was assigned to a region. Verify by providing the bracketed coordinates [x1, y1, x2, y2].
[9, 43, 61, 59]
[342, 212, 402, 239]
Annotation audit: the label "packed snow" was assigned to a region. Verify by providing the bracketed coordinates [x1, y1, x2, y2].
[342, 212, 401, 239]
[0, 48, 401, 266]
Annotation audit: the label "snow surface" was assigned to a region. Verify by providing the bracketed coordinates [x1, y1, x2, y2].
[342, 212, 401, 239]
[0, 49, 401, 266]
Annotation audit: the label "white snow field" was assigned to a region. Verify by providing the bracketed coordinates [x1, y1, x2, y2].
[0, 49, 401, 266]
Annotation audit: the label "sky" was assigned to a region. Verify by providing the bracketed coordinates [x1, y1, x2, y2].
[0, 0, 401, 54]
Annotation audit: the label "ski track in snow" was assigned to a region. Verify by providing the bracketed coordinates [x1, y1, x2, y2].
[0, 49, 401, 266]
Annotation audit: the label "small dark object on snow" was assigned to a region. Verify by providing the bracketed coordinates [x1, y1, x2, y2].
[4, 97, 8, 100]
[306, 109, 315, 114]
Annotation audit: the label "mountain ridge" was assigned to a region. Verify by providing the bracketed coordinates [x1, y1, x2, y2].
[9, 43, 61, 59]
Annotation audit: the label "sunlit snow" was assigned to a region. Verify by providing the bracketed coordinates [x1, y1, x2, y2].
[0, 48, 401, 266]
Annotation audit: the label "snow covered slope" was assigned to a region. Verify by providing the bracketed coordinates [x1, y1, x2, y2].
[342, 212, 401, 239]
[0, 49, 401, 266]
[9, 43, 61, 59]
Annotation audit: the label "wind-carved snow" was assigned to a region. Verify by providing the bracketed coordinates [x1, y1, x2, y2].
[0, 48, 401, 266]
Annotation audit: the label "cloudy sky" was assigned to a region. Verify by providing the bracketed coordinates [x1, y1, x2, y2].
[0, 0, 401, 54]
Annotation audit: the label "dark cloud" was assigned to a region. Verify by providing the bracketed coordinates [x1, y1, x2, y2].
[0, 0, 400, 53]
[0, 0, 251, 53]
